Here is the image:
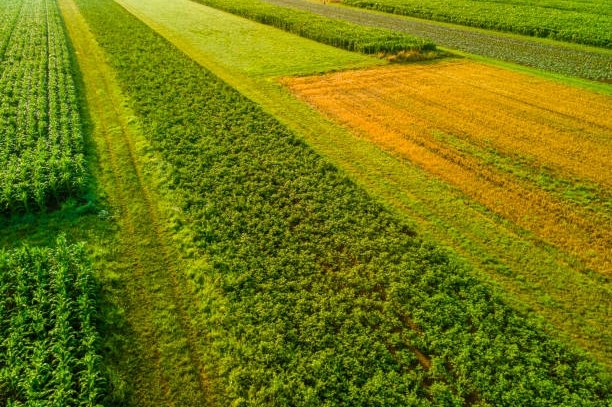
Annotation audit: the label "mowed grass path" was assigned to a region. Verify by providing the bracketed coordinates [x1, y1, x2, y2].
[115, 0, 383, 77]
[59, 0, 213, 404]
[116, 0, 612, 369]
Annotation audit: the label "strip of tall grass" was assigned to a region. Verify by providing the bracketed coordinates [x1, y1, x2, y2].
[194, 0, 436, 56]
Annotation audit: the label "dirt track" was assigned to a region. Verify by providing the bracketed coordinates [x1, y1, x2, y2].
[263, 0, 612, 81]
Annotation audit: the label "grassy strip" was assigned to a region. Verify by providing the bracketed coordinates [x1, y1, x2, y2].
[81, 0, 611, 405]
[0, 0, 86, 214]
[0, 236, 104, 406]
[58, 0, 215, 403]
[114, 0, 383, 78]
[192, 0, 436, 57]
[343, 0, 612, 49]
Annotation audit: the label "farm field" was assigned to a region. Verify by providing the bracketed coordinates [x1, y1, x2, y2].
[258, 0, 612, 82]
[116, 0, 612, 370]
[0, 237, 104, 405]
[190, 0, 437, 58]
[0, 0, 85, 213]
[64, 0, 612, 404]
[282, 61, 612, 276]
[2, 0, 612, 405]
[341, 0, 612, 48]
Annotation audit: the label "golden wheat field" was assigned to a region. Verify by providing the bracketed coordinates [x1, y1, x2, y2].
[282, 60, 612, 276]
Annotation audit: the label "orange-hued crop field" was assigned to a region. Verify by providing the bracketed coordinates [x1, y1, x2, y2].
[282, 60, 612, 276]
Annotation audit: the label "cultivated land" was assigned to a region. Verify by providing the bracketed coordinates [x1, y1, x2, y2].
[283, 61, 612, 276]
[258, 0, 612, 81]
[2, 0, 612, 405]
[0, 0, 85, 213]
[342, 0, 612, 47]
[116, 0, 612, 371]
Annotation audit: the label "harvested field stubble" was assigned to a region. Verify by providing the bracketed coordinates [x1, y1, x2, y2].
[282, 60, 612, 275]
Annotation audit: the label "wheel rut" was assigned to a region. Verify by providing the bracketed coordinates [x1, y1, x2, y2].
[58, 0, 211, 404]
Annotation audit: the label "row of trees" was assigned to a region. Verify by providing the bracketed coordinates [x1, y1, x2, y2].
[0, 0, 86, 214]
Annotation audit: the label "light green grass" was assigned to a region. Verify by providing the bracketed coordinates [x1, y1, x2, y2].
[116, 0, 384, 77]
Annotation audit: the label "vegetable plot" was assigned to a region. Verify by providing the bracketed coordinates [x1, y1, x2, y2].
[76, 0, 612, 405]
[0, 0, 86, 214]
[0, 236, 104, 406]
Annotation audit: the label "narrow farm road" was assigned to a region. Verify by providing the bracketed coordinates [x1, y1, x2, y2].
[58, 0, 211, 405]
[261, 0, 612, 81]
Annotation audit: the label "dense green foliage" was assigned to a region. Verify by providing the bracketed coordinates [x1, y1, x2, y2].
[194, 0, 436, 55]
[76, 0, 612, 405]
[343, 0, 612, 48]
[0, 0, 86, 214]
[0, 236, 104, 406]
[262, 0, 612, 81]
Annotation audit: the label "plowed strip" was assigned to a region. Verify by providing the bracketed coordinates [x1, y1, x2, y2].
[282, 61, 612, 276]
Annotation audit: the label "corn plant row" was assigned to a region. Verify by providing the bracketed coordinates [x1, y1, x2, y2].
[0, 236, 104, 406]
[77, 0, 611, 405]
[194, 0, 436, 55]
[0, 0, 86, 214]
[343, 0, 612, 49]
[0, 0, 23, 57]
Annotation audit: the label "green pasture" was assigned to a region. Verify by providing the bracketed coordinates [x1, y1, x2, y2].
[116, 0, 383, 77]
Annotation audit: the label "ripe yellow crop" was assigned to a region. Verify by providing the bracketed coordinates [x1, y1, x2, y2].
[283, 61, 612, 275]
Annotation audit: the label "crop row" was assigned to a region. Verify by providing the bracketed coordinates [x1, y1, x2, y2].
[0, 236, 104, 406]
[76, 0, 612, 405]
[0, 0, 86, 214]
[260, 0, 612, 81]
[343, 0, 612, 49]
[194, 0, 436, 56]
[0, 0, 22, 55]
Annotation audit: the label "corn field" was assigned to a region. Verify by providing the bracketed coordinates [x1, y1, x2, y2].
[0, 236, 104, 406]
[0, 0, 86, 214]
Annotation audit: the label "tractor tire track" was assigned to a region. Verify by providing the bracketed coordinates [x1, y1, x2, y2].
[58, 0, 211, 405]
